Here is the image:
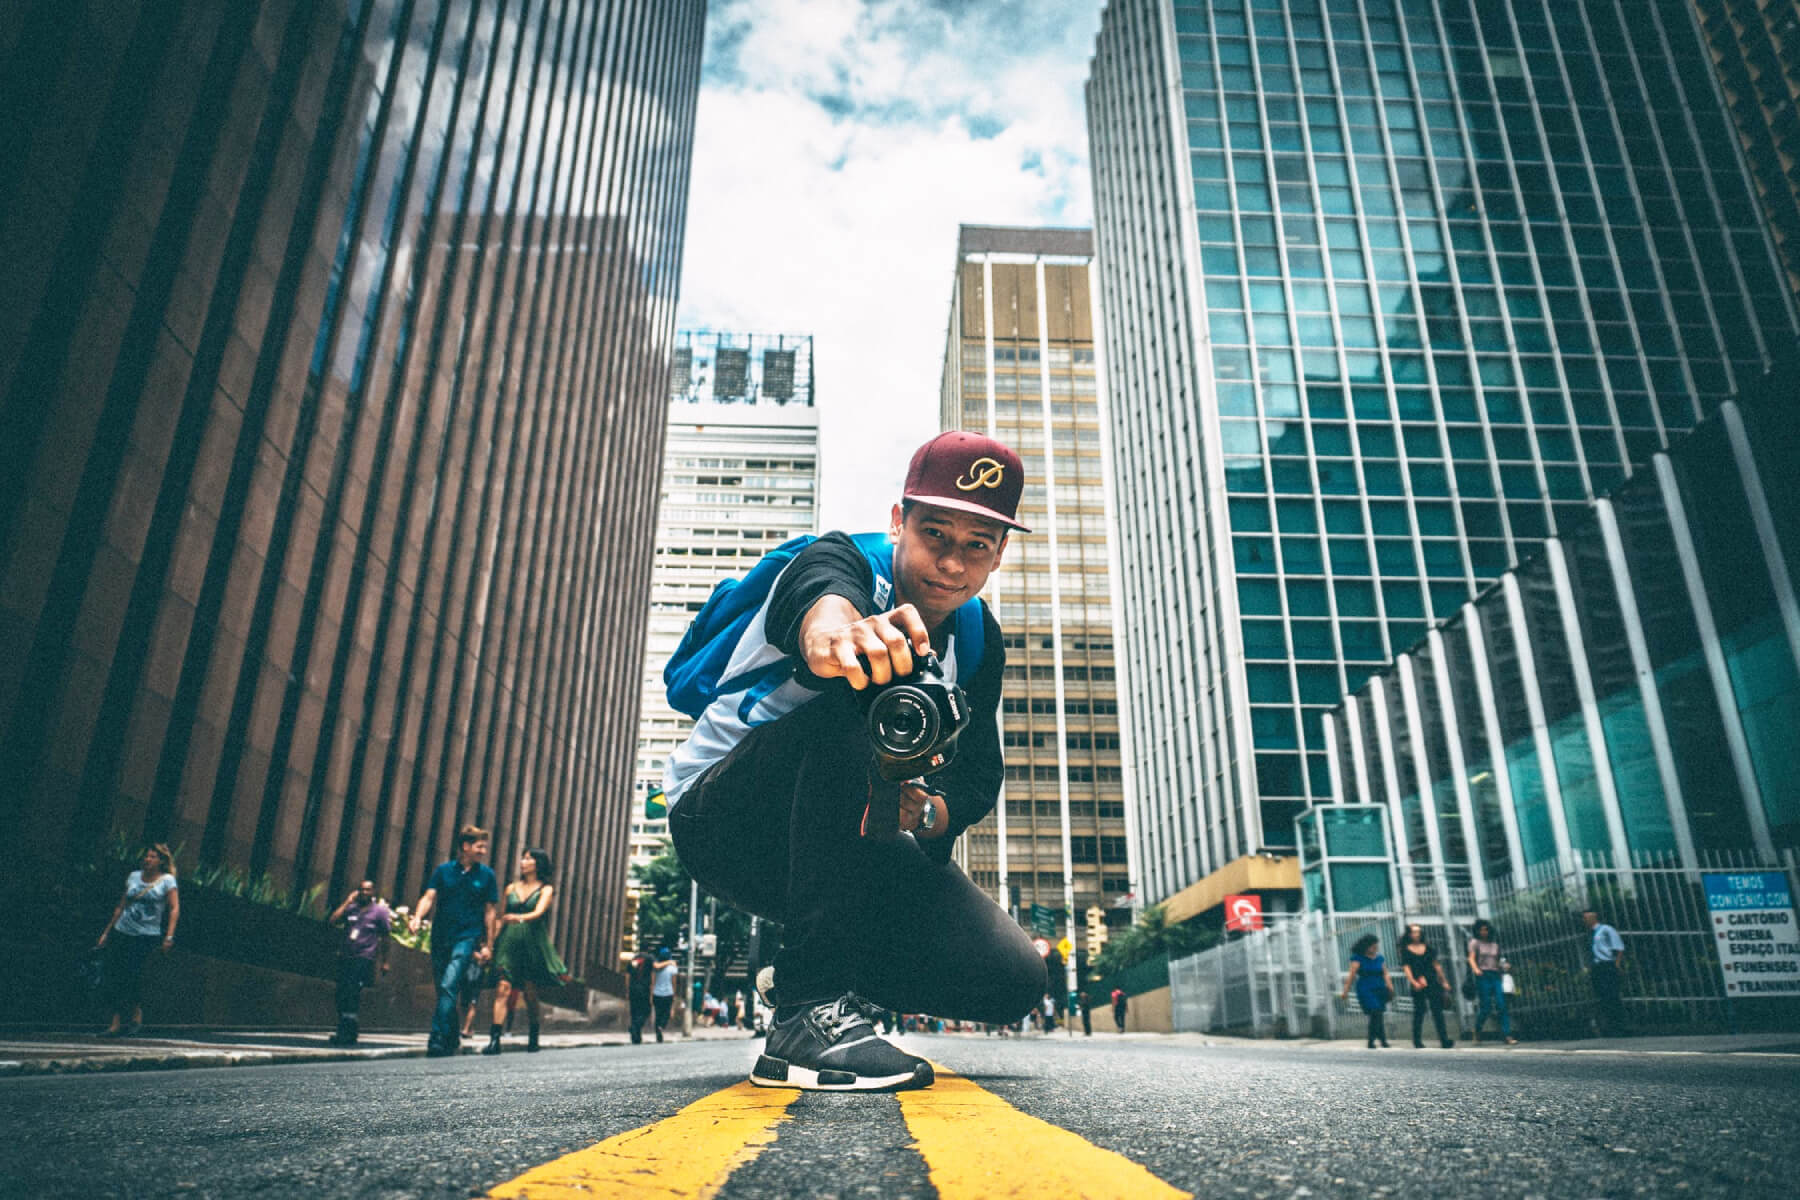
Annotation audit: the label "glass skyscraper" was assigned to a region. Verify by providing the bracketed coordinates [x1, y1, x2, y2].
[1088, 0, 1797, 906]
[1325, 372, 1800, 906]
[1694, 0, 1800, 309]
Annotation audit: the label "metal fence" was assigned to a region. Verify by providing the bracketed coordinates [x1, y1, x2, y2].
[1485, 848, 1800, 1038]
[1168, 848, 1800, 1040]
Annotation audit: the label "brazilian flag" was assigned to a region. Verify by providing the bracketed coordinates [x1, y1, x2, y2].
[644, 787, 667, 821]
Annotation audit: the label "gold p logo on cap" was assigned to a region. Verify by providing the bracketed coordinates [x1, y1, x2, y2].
[956, 457, 1005, 491]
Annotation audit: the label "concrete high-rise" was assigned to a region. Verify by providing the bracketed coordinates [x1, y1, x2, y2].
[0, 0, 705, 983]
[631, 333, 819, 877]
[1087, 0, 1797, 913]
[939, 226, 1139, 956]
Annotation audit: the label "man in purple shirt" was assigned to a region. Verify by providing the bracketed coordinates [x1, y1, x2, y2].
[328, 879, 392, 1046]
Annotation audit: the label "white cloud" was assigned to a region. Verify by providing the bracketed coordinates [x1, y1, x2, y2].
[676, 0, 1102, 531]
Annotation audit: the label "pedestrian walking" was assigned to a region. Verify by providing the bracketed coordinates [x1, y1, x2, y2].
[1040, 993, 1057, 1034]
[652, 946, 678, 1042]
[1399, 923, 1454, 1049]
[1111, 986, 1128, 1032]
[661, 432, 1042, 1091]
[327, 879, 391, 1045]
[1583, 909, 1628, 1037]
[410, 825, 500, 1057]
[94, 845, 180, 1038]
[483, 849, 568, 1055]
[627, 950, 654, 1044]
[1465, 918, 1516, 1045]
[1340, 933, 1393, 1048]
[1078, 989, 1093, 1036]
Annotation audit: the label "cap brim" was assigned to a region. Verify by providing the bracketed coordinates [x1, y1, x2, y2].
[904, 491, 1032, 532]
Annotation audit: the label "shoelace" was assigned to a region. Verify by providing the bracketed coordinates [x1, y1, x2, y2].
[812, 993, 882, 1041]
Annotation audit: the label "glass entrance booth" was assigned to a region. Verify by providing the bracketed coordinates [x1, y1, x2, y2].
[1296, 804, 1402, 918]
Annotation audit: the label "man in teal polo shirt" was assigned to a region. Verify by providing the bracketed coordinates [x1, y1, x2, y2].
[411, 825, 500, 1056]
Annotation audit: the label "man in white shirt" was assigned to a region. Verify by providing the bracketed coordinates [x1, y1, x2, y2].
[1582, 909, 1627, 1037]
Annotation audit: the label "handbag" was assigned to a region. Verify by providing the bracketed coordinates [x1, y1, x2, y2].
[1501, 971, 1517, 996]
[1461, 971, 1478, 1001]
[77, 949, 106, 997]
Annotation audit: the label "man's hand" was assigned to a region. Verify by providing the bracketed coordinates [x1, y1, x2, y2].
[476, 945, 492, 965]
[799, 597, 932, 690]
[899, 782, 950, 839]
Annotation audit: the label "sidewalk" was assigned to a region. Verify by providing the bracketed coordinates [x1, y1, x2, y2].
[1182, 1030, 1800, 1055]
[0, 1023, 758, 1078]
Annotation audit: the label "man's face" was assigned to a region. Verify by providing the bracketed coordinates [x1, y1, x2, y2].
[889, 502, 1007, 628]
[357, 880, 375, 902]
[463, 838, 489, 864]
[1583, 912, 1597, 929]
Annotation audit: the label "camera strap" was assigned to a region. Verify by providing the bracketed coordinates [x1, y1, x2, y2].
[858, 761, 901, 839]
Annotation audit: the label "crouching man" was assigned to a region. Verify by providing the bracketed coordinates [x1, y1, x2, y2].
[663, 432, 1045, 1092]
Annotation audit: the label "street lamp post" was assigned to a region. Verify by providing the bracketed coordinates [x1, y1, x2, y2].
[683, 879, 698, 1037]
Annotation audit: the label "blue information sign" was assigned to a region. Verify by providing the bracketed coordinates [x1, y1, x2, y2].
[1702, 872, 1800, 998]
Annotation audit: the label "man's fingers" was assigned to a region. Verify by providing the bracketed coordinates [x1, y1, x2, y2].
[889, 604, 933, 656]
[878, 623, 914, 679]
[851, 626, 896, 685]
[832, 639, 869, 689]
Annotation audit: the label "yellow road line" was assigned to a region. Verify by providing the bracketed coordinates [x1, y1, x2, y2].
[488, 1081, 798, 1199]
[898, 1067, 1191, 1200]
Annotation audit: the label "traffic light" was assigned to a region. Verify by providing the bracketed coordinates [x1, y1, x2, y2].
[1085, 905, 1108, 958]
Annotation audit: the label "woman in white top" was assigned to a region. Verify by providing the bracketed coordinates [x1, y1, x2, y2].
[95, 845, 180, 1037]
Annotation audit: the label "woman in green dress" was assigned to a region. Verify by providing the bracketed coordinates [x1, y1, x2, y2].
[482, 848, 569, 1055]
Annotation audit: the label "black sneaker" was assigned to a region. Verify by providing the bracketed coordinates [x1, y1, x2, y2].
[750, 994, 933, 1092]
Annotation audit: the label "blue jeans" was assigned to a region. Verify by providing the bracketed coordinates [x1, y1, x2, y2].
[1474, 972, 1510, 1037]
[430, 936, 480, 1048]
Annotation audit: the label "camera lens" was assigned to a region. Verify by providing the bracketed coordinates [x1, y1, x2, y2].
[869, 687, 939, 757]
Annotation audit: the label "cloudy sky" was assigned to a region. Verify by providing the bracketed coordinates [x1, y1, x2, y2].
[675, 0, 1105, 531]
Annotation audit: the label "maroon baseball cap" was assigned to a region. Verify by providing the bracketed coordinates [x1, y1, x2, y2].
[902, 431, 1031, 532]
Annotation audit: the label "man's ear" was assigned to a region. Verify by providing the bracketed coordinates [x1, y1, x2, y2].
[889, 502, 904, 541]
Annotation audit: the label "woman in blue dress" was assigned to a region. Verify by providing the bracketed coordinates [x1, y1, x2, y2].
[1339, 933, 1393, 1048]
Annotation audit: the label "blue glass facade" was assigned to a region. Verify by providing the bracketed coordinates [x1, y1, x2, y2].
[1327, 379, 1800, 892]
[1090, 0, 1797, 902]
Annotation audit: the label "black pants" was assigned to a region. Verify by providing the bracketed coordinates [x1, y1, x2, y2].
[336, 957, 374, 1028]
[1364, 1009, 1388, 1046]
[653, 994, 673, 1032]
[629, 994, 650, 1043]
[1410, 985, 1449, 1045]
[103, 934, 158, 1019]
[670, 687, 1043, 1023]
[1591, 961, 1626, 1035]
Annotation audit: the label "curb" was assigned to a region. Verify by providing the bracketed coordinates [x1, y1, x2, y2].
[0, 1039, 625, 1078]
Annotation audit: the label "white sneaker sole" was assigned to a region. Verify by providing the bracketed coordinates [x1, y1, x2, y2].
[749, 1054, 933, 1092]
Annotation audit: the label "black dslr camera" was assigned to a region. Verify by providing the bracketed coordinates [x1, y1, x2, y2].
[857, 651, 970, 781]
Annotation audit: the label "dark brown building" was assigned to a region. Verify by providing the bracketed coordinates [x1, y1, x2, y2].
[0, 0, 704, 982]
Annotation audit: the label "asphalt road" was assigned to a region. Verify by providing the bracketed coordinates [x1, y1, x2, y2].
[3, 1034, 1796, 1198]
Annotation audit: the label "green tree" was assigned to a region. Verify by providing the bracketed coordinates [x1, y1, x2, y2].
[630, 842, 755, 997]
[1090, 904, 1221, 977]
[632, 842, 692, 954]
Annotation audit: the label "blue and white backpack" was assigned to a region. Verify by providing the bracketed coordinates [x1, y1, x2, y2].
[663, 531, 986, 721]
[659, 532, 987, 806]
